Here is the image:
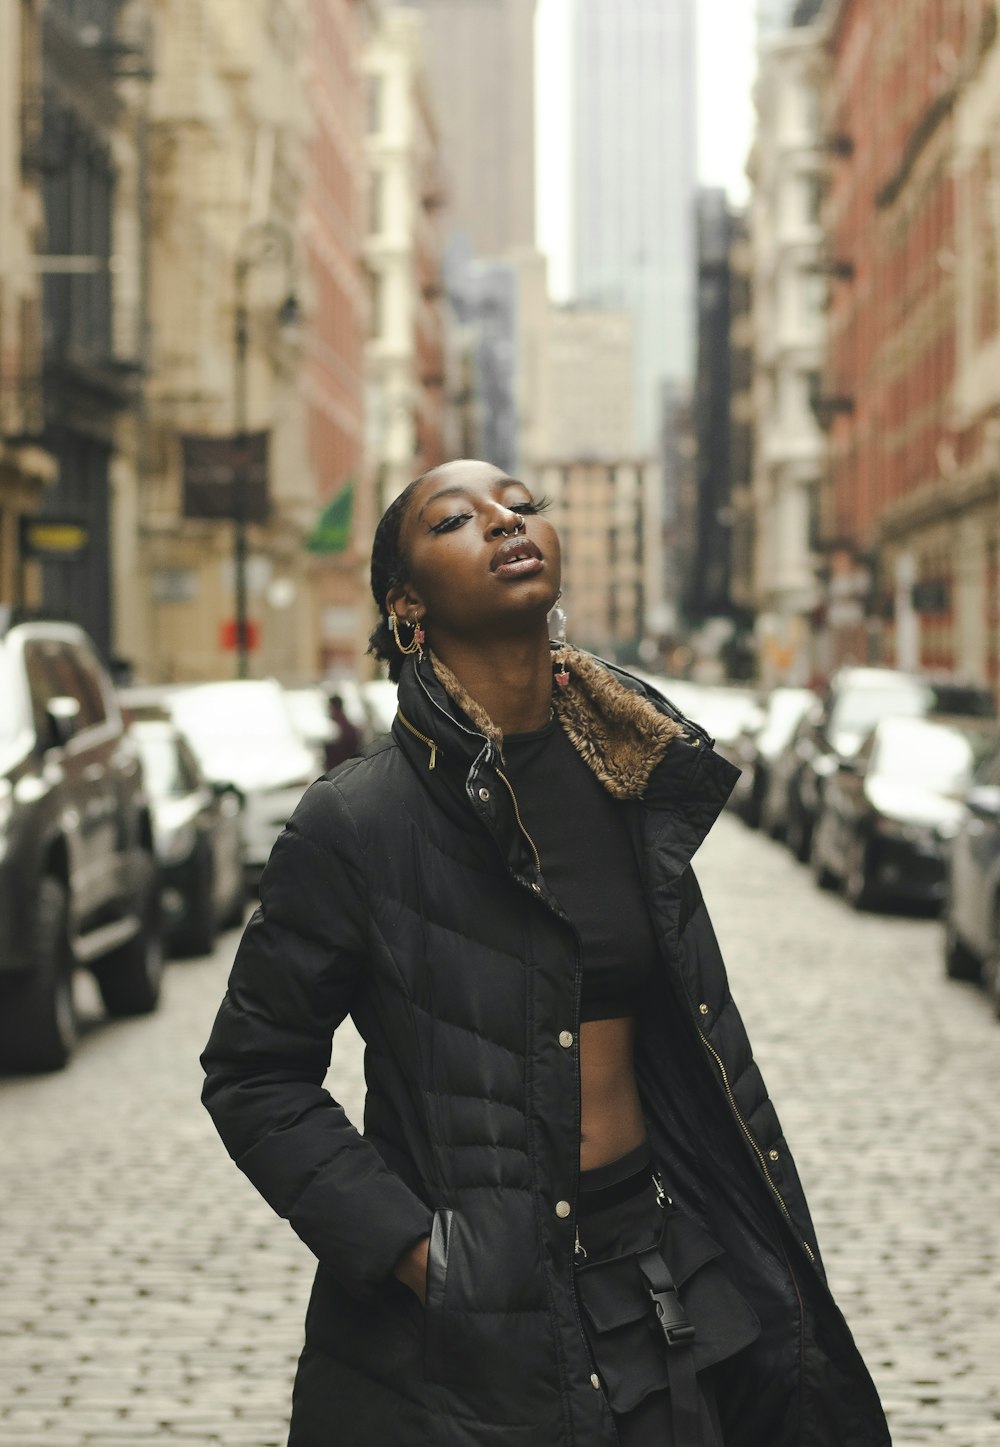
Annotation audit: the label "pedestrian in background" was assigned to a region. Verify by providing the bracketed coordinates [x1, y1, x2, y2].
[322, 691, 361, 771]
[201, 459, 890, 1446]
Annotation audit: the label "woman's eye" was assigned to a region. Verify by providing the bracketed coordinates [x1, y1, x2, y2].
[428, 513, 472, 535]
[510, 495, 551, 516]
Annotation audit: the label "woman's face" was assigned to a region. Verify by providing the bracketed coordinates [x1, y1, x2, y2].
[389, 460, 562, 645]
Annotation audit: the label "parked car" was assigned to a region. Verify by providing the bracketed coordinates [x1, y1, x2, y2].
[730, 686, 815, 828]
[284, 686, 338, 757]
[128, 719, 246, 955]
[809, 714, 997, 910]
[759, 697, 824, 841]
[164, 680, 324, 881]
[780, 667, 993, 861]
[943, 744, 1000, 1009]
[360, 678, 399, 737]
[0, 619, 163, 1071]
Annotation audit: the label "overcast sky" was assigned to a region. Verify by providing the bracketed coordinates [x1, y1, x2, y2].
[536, 0, 757, 299]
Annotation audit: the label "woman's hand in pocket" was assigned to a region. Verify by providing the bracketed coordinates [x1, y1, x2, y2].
[394, 1236, 430, 1305]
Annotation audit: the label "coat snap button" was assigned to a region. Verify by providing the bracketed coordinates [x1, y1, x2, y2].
[769, 1149, 780, 1162]
[531, 882, 542, 894]
[590, 1373, 601, 1390]
[559, 1030, 574, 1048]
[478, 787, 490, 802]
[698, 1002, 709, 1016]
[555, 1199, 571, 1219]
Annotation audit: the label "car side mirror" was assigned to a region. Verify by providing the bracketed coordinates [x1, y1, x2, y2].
[45, 695, 81, 749]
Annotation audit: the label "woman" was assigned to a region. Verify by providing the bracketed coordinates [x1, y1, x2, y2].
[201, 460, 890, 1447]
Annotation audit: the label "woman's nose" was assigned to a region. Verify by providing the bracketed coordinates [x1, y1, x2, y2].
[486, 507, 523, 538]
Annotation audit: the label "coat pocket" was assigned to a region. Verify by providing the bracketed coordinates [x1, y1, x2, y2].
[423, 1206, 453, 1382]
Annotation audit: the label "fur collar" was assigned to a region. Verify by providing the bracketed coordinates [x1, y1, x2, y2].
[429, 646, 686, 801]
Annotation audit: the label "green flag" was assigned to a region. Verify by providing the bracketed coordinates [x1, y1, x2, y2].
[306, 483, 354, 554]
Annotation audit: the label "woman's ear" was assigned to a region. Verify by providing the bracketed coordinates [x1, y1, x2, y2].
[386, 585, 425, 621]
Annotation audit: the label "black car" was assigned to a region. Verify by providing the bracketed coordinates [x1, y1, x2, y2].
[731, 687, 815, 829]
[809, 715, 998, 910]
[0, 619, 163, 1070]
[943, 745, 1000, 1011]
[128, 719, 246, 956]
[781, 667, 994, 861]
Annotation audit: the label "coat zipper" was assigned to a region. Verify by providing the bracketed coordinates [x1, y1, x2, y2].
[698, 1030, 815, 1264]
[396, 708, 440, 769]
[496, 768, 542, 875]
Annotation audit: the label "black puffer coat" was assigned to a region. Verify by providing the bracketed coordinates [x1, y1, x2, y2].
[201, 649, 890, 1447]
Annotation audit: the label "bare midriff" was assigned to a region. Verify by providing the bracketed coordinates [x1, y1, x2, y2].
[578, 1016, 647, 1172]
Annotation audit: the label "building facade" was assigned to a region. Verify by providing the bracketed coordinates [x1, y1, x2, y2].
[569, 0, 697, 445]
[364, 6, 447, 509]
[0, 0, 57, 616]
[821, 0, 998, 687]
[28, 0, 148, 659]
[303, 0, 372, 674]
[747, 11, 826, 685]
[136, 0, 319, 683]
[396, 0, 535, 258]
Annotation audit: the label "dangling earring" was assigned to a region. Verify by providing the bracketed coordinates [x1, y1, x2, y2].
[549, 589, 570, 688]
[389, 612, 425, 660]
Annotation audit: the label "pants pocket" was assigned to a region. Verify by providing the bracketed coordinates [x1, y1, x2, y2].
[655, 1209, 761, 1375]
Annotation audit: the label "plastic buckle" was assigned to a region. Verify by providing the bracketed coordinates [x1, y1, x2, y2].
[650, 1289, 696, 1348]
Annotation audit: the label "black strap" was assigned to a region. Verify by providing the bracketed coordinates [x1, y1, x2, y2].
[636, 1246, 718, 1447]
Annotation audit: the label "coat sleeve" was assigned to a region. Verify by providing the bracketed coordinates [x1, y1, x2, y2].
[200, 775, 433, 1300]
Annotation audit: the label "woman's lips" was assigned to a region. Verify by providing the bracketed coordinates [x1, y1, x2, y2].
[491, 536, 543, 578]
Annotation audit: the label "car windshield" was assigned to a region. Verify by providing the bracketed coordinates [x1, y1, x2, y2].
[134, 733, 190, 799]
[830, 683, 930, 736]
[170, 683, 300, 750]
[870, 719, 995, 791]
[759, 689, 814, 752]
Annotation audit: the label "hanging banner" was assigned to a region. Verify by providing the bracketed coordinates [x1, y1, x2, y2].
[181, 432, 270, 524]
[306, 482, 354, 554]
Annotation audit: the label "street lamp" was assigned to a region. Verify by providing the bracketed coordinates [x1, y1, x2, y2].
[232, 219, 301, 679]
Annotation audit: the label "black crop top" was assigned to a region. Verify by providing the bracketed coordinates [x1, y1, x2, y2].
[502, 718, 659, 1021]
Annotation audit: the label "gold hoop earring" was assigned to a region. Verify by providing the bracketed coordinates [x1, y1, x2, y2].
[389, 612, 425, 659]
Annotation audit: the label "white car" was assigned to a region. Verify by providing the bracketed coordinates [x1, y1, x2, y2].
[166, 680, 324, 877]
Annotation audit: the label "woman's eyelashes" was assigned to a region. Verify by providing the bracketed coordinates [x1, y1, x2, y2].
[427, 512, 473, 535]
[426, 497, 551, 535]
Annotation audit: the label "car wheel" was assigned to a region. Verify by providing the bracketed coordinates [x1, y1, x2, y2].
[843, 835, 874, 911]
[0, 876, 77, 1072]
[943, 912, 981, 983]
[810, 816, 838, 890]
[94, 853, 164, 1017]
[787, 807, 812, 863]
[174, 846, 216, 958]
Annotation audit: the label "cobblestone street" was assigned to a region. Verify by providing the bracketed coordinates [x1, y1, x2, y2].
[2, 813, 1000, 1446]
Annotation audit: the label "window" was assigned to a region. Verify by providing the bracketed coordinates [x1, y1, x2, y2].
[369, 170, 384, 236]
[367, 74, 383, 134]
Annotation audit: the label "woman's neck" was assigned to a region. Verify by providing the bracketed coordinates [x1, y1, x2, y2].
[431, 631, 555, 736]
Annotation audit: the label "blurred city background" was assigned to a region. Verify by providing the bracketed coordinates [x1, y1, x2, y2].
[4, 1, 1000, 1444]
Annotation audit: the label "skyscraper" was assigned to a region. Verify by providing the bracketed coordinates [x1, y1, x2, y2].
[569, 0, 697, 445]
[397, 0, 536, 257]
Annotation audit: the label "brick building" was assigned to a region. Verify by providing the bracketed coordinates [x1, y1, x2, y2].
[303, 0, 372, 672]
[821, 0, 999, 689]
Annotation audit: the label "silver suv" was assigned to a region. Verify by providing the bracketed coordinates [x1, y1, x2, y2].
[0, 619, 163, 1070]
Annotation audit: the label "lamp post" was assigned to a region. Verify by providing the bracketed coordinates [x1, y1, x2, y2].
[232, 220, 300, 679]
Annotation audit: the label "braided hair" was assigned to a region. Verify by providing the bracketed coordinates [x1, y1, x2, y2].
[367, 477, 424, 683]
